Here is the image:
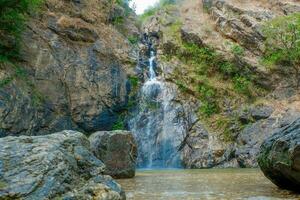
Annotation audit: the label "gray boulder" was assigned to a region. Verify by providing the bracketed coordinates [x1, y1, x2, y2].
[250, 105, 274, 121]
[89, 131, 138, 179]
[0, 130, 124, 200]
[258, 118, 300, 192]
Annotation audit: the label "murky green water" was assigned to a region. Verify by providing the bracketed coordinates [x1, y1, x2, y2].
[118, 169, 300, 200]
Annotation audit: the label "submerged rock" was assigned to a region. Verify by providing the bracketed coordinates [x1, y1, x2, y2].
[89, 130, 138, 179]
[0, 130, 124, 200]
[258, 118, 300, 192]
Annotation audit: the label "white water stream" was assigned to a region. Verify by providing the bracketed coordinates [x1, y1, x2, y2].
[129, 44, 185, 169]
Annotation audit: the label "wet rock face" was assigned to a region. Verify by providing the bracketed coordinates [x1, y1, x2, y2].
[89, 131, 138, 178]
[0, 0, 138, 137]
[258, 118, 300, 192]
[182, 122, 238, 169]
[0, 130, 125, 200]
[129, 80, 198, 169]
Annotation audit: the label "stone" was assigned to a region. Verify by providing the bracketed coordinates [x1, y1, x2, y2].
[181, 26, 204, 47]
[0, 130, 124, 200]
[89, 130, 138, 179]
[258, 118, 300, 191]
[250, 105, 274, 121]
[182, 122, 232, 168]
[235, 110, 300, 168]
[63, 176, 126, 200]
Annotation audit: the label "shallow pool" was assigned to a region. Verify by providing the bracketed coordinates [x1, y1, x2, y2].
[118, 169, 300, 200]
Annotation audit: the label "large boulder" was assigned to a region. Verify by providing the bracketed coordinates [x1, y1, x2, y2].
[89, 130, 138, 179]
[258, 118, 300, 192]
[0, 130, 125, 200]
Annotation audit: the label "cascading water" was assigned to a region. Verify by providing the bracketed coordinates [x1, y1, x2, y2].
[129, 36, 189, 169]
[148, 51, 156, 80]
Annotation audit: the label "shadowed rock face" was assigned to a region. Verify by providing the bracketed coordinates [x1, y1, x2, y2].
[258, 118, 300, 192]
[0, 130, 125, 200]
[89, 131, 138, 179]
[0, 0, 139, 137]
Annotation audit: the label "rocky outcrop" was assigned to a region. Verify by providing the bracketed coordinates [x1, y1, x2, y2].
[89, 130, 138, 178]
[182, 106, 300, 169]
[0, 0, 139, 137]
[141, 0, 300, 169]
[182, 122, 238, 168]
[258, 118, 300, 192]
[0, 130, 125, 200]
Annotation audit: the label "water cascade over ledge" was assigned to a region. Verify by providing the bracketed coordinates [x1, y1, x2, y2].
[129, 35, 191, 169]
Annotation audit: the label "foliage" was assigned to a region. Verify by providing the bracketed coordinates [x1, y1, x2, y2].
[139, 0, 177, 22]
[215, 115, 243, 142]
[262, 13, 300, 87]
[178, 42, 243, 78]
[198, 84, 219, 117]
[231, 44, 245, 57]
[128, 35, 139, 45]
[108, 0, 133, 25]
[176, 80, 189, 93]
[112, 16, 124, 26]
[218, 61, 238, 77]
[128, 75, 139, 89]
[0, 77, 13, 88]
[0, 180, 6, 189]
[178, 43, 219, 75]
[112, 116, 125, 130]
[200, 101, 219, 117]
[233, 76, 251, 96]
[166, 39, 261, 118]
[0, 0, 43, 61]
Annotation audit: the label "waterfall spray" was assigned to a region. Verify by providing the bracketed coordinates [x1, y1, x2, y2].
[129, 35, 184, 169]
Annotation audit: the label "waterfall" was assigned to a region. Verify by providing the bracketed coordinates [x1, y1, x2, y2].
[129, 37, 187, 169]
[149, 51, 156, 80]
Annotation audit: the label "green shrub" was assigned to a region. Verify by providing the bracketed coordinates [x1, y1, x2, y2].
[176, 80, 189, 93]
[178, 43, 219, 75]
[231, 44, 245, 57]
[112, 116, 125, 130]
[200, 101, 219, 117]
[0, 77, 13, 88]
[262, 13, 300, 87]
[0, 0, 43, 61]
[233, 75, 251, 95]
[178, 42, 244, 78]
[112, 16, 124, 25]
[198, 84, 219, 117]
[128, 75, 139, 89]
[218, 61, 238, 77]
[139, 0, 177, 22]
[108, 0, 133, 25]
[128, 35, 139, 45]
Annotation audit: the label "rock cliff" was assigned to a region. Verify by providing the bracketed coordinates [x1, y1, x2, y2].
[139, 0, 300, 168]
[0, 0, 139, 137]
